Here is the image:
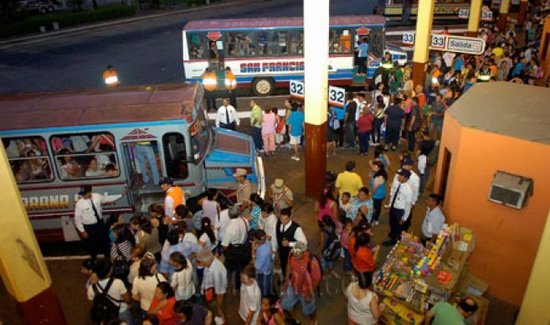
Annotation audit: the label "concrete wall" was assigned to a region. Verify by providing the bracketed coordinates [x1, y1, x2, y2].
[434, 114, 550, 306]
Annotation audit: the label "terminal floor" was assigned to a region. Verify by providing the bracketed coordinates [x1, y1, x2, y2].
[1, 143, 518, 324]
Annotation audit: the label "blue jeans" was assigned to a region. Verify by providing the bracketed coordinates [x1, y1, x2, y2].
[320, 256, 334, 271]
[358, 131, 370, 154]
[281, 285, 316, 316]
[252, 127, 263, 151]
[343, 248, 352, 272]
[256, 272, 273, 296]
[135, 144, 160, 185]
[119, 308, 133, 325]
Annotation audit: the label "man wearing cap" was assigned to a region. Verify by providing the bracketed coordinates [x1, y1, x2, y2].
[384, 169, 414, 246]
[281, 241, 321, 325]
[232, 168, 251, 205]
[160, 177, 185, 220]
[391, 157, 420, 231]
[275, 208, 307, 277]
[74, 185, 122, 260]
[269, 178, 294, 214]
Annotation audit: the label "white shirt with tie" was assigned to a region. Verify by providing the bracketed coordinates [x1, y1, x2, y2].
[389, 181, 414, 221]
[74, 192, 122, 232]
[392, 170, 420, 204]
[215, 104, 240, 128]
[221, 217, 249, 247]
[273, 220, 307, 252]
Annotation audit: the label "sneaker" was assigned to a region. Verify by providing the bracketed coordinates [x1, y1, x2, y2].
[295, 156, 300, 161]
[373, 221, 379, 226]
[258, 149, 264, 153]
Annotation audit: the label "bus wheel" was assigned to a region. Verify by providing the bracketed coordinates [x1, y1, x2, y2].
[252, 78, 275, 96]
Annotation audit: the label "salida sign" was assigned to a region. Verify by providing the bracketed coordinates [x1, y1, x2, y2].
[402, 33, 485, 55]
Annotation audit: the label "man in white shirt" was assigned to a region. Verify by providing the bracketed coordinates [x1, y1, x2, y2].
[74, 185, 122, 260]
[221, 206, 251, 291]
[275, 208, 307, 276]
[384, 169, 414, 246]
[391, 157, 420, 231]
[197, 249, 227, 324]
[215, 98, 240, 130]
[421, 194, 446, 244]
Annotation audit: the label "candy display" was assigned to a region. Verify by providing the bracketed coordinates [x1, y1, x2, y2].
[374, 224, 476, 324]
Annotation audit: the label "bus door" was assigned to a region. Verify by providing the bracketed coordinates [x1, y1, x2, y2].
[206, 33, 225, 69]
[119, 139, 164, 214]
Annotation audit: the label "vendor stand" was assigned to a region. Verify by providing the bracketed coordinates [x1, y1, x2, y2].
[373, 224, 477, 324]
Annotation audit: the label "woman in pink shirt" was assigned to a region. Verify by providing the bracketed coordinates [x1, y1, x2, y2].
[261, 107, 277, 156]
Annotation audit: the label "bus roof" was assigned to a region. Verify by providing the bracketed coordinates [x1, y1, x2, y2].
[0, 83, 200, 132]
[183, 15, 386, 31]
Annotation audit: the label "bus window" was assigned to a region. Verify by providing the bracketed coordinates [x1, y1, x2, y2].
[3, 136, 53, 183]
[187, 32, 206, 59]
[288, 30, 303, 55]
[163, 133, 189, 180]
[369, 28, 384, 59]
[266, 31, 288, 56]
[50, 132, 120, 180]
[226, 32, 256, 57]
[329, 29, 352, 54]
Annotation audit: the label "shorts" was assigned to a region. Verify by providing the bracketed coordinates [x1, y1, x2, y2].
[280, 285, 316, 316]
[289, 136, 301, 145]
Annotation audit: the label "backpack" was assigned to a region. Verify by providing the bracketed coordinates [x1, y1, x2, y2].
[328, 110, 340, 130]
[306, 253, 324, 279]
[321, 233, 342, 261]
[111, 244, 130, 281]
[90, 278, 120, 323]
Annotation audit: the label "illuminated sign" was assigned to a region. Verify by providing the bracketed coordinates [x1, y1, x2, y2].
[240, 61, 305, 74]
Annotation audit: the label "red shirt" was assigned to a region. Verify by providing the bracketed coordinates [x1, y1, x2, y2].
[356, 113, 374, 133]
[417, 93, 426, 109]
[149, 297, 177, 325]
[349, 237, 376, 273]
[288, 252, 322, 300]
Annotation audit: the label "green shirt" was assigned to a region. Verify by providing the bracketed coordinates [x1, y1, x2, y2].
[431, 302, 465, 325]
[251, 105, 262, 128]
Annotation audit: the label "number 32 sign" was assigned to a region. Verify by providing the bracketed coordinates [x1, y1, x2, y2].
[289, 81, 346, 108]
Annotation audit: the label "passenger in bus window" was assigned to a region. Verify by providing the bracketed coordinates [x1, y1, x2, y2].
[104, 163, 119, 177]
[3, 139, 20, 158]
[52, 137, 75, 154]
[85, 157, 104, 177]
[60, 157, 82, 179]
[27, 151, 49, 180]
[69, 134, 91, 152]
[14, 161, 32, 183]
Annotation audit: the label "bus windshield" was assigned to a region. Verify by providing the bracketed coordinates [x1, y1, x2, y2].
[190, 99, 210, 163]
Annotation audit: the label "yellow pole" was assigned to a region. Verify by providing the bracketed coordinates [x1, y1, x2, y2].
[498, 0, 511, 31]
[303, 0, 328, 198]
[467, 0, 483, 36]
[0, 143, 67, 323]
[516, 210, 550, 324]
[411, 0, 435, 88]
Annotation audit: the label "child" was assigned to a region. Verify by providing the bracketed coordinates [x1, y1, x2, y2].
[128, 245, 146, 286]
[81, 259, 97, 291]
[273, 107, 286, 147]
[339, 192, 352, 223]
[239, 264, 261, 325]
[169, 251, 195, 302]
[253, 229, 273, 295]
[341, 218, 353, 273]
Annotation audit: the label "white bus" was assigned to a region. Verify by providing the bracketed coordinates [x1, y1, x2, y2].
[182, 15, 407, 95]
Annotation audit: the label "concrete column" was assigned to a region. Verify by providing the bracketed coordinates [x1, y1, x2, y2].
[0, 145, 67, 324]
[518, 0, 528, 26]
[498, 0, 511, 31]
[412, 0, 435, 88]
[303, 0, 328, 198]
[538, 18, 550, 86]
[467, 0, 483, 37]
[516, 211, 550, 324]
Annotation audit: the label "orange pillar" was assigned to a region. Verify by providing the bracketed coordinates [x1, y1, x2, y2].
[497, 0, 511, 31]
[303, 0, 328, 198]
[518, 0, 528, 27]
[0, 142, 67, 324]
[412, 0, 435, 88]
[466, 0, 483, 37]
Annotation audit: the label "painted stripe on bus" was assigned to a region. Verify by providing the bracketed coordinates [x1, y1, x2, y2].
[0, 119, 186, 137]
[185, 24, 385, 33]
[28, 207, 134, 219]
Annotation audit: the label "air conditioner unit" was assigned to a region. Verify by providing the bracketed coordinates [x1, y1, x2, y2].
[488, 171, 533, 209]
